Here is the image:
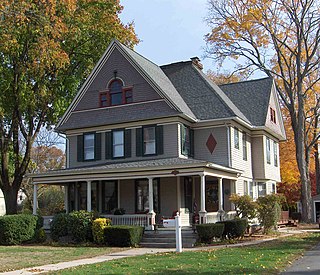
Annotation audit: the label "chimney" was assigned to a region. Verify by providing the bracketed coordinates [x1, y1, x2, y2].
[190, 57, 203, 70]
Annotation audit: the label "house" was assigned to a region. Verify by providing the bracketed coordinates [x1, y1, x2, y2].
[0, 189, 5, 216]
[30, 40, 286, 229]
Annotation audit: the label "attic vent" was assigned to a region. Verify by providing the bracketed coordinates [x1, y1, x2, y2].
[190, 57, 203, 70]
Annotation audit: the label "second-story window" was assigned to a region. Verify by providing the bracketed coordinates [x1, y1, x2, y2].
[112, 130, 124, 158]
[84, 133, 95, 160]
[99, 79, 133, 107]
[234, 128, 239, 149]
[242, 132, 247, 161]
[274, 141, 278, 167]
[143, 126, 156, 155]
[266, 137, 271, 164]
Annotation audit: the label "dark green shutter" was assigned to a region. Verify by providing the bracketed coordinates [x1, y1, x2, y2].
[95, 133, 101, 160]
[136, 128, 143, 157]
[156, 125, 164, 155]
[105, 132, 112, 159]
[190, 129, 194, 157]
[77, 135, 84, 162]
[125, 129, 131, 158]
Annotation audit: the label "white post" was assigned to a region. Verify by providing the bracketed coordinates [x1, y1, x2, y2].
[199, 174, 207, 224]
[147, 177, 155, 230]
[175, 213, 182, 252]
[87, 181, 92, 212]
[117, 179, 121, 209]
[64, 185, 69, 214]
[33, 183, 38, 215]
[177, 176, 181, 211]
[218, 178, 224, 211]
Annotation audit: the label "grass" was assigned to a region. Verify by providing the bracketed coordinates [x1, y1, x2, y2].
[53, 233, 320, 275]
[0, 244, 125, 272]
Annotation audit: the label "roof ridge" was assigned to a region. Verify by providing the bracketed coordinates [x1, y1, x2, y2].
[219, 76, 272, 87]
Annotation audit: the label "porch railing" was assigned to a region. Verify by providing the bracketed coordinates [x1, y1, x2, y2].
[101, 214, 148, 227]
[206, 211, 237, 223]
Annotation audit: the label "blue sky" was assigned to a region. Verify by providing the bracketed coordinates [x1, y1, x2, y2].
[119, 0, 214, 71]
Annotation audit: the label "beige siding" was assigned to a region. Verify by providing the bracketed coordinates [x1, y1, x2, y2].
[230, 127, 253, 178]
[159, 177, 178, 217]
[251, 136, 265, 179]
[194, 126, 229, 166]
[75, 48, 161, 111]
[119, 179, 135, 214]
[264, 136, 281, 181]
[68, 123, 179, 168]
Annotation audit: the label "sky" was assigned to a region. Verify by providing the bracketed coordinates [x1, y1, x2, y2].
[119, 0, 214, 71]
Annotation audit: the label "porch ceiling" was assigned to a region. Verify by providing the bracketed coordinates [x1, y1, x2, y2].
[29, 157, 242, 184]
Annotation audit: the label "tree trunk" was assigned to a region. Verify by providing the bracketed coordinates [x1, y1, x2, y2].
[2, 185, 19, 215]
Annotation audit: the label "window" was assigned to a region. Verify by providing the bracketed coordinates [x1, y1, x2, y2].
[270, 107, 276, 123]
[271, 183, 276, 193]
[184, 177, 193, 213]
[136, 179, 160, 213]
[249, 181, 254, 198]
[274, 141, 278, 167]
[266, 137, 271, 164]
[84, 133, 95, 160]
[258, 182, 267, 197]
[99, 79, 133, 107]
[102, 181, 118, 213]
[143, 126, 156, 155]
[244, 180, 248, 195]
[234, 128, 239, 149]
[242, 132, 247, 160]
[181, 125, 191, 156]
[112, 130, 124, 158]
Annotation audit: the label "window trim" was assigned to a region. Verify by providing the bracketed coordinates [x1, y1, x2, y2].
[266, 137, 271, 164]
[242, 132, 247, 161]
[99, 79, 133, 107]
[234, 128, 239, 149]
[143, 125, 157, 156]
[112, 129, 125, 159]
[83, 133, 95, 161]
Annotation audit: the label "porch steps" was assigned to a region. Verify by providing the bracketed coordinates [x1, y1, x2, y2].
[140, 228, 197, 248]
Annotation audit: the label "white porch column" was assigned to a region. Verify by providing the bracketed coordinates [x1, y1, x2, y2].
[32, 183, 38, 215]
[117, 179, 121, 208]
[199, 174, 207, 224]
[147, 177, 155, 230]
[218, 177, 224, 211]
[87, 181, 92, 212]
[177, 176, 181, 211]
[64, 185, 69, 214]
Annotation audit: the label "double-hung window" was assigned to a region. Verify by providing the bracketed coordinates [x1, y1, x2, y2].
[242, 132, 247, 160]
[234, 128, 239, 149]
[274, 141, 278, 167]
[143, 126, 156, 155]
[258, 182, 267, 197]
[84, 133, 95, 160]
[266, 137, 271, 164]
[113, 130, 124, 158]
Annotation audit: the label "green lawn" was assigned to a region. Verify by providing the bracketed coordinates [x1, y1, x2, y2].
[53, 233, 320, 275]
[0, 244, 125, 272]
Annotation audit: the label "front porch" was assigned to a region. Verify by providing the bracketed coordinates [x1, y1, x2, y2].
[31, 158, 241, 230]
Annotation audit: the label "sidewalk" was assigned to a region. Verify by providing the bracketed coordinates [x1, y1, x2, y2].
[0, 237, 279, 275]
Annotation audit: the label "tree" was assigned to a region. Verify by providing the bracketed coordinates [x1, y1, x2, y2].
[0, 0, 138, 214]
[206, 0, 320, 222]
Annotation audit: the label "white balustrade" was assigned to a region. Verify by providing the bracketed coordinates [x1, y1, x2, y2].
[101, 214, 148, 227]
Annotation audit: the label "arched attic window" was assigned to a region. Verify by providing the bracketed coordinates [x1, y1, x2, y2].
[99, 79, 133, 107]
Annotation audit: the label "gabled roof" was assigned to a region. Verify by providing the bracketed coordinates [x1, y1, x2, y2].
[161, 61, 250, 123]
[219, 77, 274, 126]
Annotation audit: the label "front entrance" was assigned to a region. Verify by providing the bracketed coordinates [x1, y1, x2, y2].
[206, 180, 219, 212]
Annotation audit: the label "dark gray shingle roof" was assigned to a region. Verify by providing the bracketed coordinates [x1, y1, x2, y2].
[161, 61, 250, 123]
[219, 77, 273, 126]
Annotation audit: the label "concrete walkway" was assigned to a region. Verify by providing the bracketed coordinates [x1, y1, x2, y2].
[0, 237, 279, 275]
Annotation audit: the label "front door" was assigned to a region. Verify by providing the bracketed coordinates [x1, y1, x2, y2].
[206, 180, 219, 212]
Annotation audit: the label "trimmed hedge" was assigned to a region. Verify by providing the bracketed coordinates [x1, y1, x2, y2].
[92, 218, 112, 244]
[50, 213, 69, 242]
[0, 214, 40, 245]
[104, 226, 144, 247]
[218, 218, 248, 239]
[196, 223, 225, 243]
[68, 211, 94, 242]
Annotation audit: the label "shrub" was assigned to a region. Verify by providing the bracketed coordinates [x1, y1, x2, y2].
[256, 194, 285, 233]
[0, 214, 38, 245]
[68, 211, 94, 242]
[218, 218, 248, 239]
[50, 213, 70, 242]
[34, 228, 47, 243]
[92, 218, 112, 244]
[229, 194, 257, 220]
[105, 226, 144, 247]
[113, 208, 125, 215]
[196, 223, 225, 243]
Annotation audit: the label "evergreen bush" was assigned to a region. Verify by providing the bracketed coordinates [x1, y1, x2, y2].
[196, 223, 225, 243]
[92, 218, 112, 244]
[104, 226, 144, 247]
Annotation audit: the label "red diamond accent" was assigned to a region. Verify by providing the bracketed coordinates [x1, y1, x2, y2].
[206, 134, 217, 154]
